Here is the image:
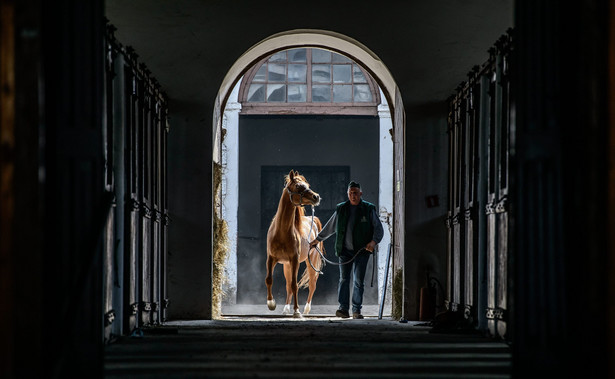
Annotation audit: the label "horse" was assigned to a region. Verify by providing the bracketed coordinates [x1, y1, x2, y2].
[266, 170, 325, 318]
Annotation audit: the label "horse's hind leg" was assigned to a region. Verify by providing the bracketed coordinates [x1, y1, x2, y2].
[266, 255, 276, 310]
[282, 264, 294, 315]
[290, 258, 301, 318]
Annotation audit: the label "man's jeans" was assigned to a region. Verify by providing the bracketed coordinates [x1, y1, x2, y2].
[338, 247, 371, 313]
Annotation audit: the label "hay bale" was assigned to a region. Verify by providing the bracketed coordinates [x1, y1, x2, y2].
[212, 162, 230, 318]
[212, 216, 229, 318]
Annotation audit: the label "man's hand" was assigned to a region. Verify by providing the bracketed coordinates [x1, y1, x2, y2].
[365, 240, 376, 253]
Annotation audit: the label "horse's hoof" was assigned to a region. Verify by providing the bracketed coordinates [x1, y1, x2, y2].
[293, 310, 302, 318]
[303, 302, 311, 315]
[282, 304, 291, 315]
[267, 299, 276, 310]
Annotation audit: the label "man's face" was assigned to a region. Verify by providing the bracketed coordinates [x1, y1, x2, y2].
[348, 187, 362, 205]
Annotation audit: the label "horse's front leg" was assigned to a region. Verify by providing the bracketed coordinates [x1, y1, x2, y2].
[266, 255, 276, 310]
[282, 263, 293, 315]
[304, 251, 320, 315]
[290, 257, 301, 318]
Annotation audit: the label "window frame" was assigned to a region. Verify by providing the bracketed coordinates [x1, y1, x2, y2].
[238, 48, 380, 115]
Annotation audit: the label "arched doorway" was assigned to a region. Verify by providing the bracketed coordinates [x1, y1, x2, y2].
[212, 30, 406, 319]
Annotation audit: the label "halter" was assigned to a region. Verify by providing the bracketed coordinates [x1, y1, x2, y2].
[286, 185, 311, 206]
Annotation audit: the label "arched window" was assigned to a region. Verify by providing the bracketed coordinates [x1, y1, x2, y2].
[239, 48, 380, 115]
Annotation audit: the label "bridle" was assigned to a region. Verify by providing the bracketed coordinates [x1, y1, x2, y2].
[286, 182, 313, 206]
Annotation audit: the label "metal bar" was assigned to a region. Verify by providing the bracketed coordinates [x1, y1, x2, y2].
[378, 243, 392, 320]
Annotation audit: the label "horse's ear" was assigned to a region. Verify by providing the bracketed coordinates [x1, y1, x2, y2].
[289, 170, 295, 180]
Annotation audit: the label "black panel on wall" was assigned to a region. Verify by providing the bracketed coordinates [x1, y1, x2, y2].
[237, 115, 379, 306]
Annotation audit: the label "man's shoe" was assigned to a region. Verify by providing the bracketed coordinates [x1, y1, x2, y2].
[353, 312, 364, 319]
[335, 309, 350, 318]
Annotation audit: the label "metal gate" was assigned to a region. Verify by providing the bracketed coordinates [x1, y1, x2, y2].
[102, 24, 170, 341]
[446, 31, 512, 338]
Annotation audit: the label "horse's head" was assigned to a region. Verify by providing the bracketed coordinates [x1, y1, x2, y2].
[285, 170, 321, 207]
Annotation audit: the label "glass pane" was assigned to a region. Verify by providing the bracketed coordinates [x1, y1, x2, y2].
[288, 84, 307, 102]
[354, 84, 373, 102]
[332, 52, 351, 63]
[268, 51, 286, 62]
[267, 84, 286, 102]
[312, 48, 331, 63]
[333, 64, 351, 83]
[312, 65, 331, 83]
[268, 64, 286, 82]
[353, 65, 367, 83]
[312, 85, 331, 102]
[247, 84, 265, 102]
[253, 64, 267, 82]
[333, 85, 352, 102]
[288, 48, 307, 62]
[288, 64, 307, 82]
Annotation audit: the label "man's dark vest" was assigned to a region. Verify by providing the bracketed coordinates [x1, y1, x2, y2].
[334, 200, 376, 256]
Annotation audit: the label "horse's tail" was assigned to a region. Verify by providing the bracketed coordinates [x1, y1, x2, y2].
[299, 217, 325, 289]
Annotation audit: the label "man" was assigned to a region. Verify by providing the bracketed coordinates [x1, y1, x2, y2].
[309, 181, 384, 319]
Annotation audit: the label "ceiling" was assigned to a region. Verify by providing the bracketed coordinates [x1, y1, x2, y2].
[105, 0, 513, 117]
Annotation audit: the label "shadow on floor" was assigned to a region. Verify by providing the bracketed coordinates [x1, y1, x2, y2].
[104, 311, 511, 378]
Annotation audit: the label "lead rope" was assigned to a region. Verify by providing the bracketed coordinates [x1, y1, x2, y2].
[306, 205, 370, 275]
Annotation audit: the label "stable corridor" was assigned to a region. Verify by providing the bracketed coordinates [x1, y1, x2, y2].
[4, 2, 613, 378]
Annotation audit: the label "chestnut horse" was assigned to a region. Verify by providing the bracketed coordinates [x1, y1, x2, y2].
[266, 170, 325, 318]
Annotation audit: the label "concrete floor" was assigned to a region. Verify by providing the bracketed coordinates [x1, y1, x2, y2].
[221, 304, 390, 318]
[104, 305, 511, 378]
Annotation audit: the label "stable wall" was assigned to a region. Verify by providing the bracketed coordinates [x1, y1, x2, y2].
[403, 107, 450, 319]
[166, 99, 214, 319]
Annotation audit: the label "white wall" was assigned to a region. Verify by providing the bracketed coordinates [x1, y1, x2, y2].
[378, 90, 394, 312]
[221, 81, 241, 304]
